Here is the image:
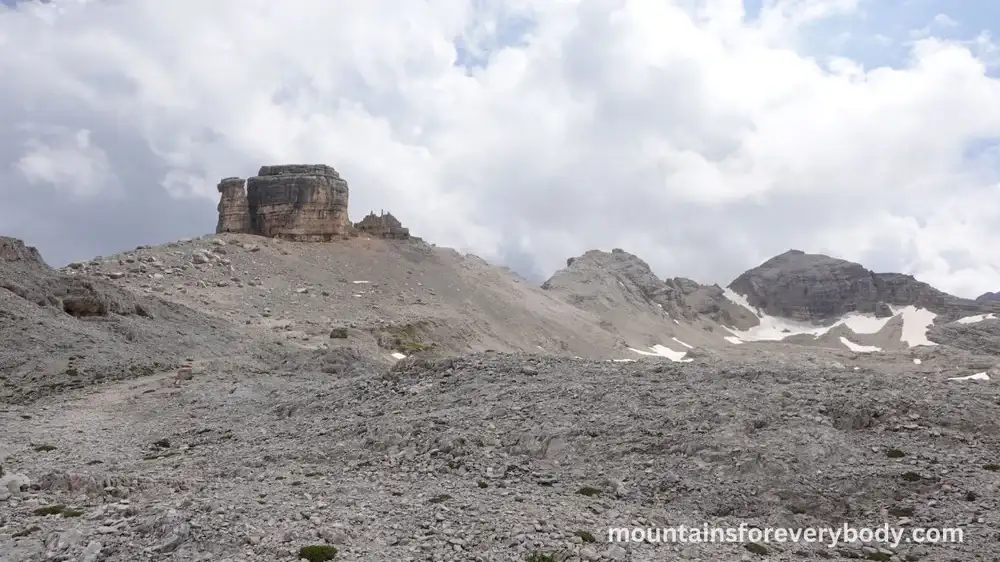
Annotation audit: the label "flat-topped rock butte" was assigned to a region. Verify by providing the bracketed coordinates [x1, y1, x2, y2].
[216, 164, 409, 241]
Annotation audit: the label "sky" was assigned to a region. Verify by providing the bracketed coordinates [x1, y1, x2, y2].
[2, 0, 1000, 298]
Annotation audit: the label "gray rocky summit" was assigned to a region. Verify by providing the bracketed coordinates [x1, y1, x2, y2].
[729, 249, 996, 323]
[544, 248, 755, 331]
[977, 291, 1000, 302]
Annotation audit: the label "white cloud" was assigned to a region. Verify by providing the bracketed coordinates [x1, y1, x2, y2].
[1, 0, 999, 297]
[14, 127, 113, 197]
[933, 13, 958, 28]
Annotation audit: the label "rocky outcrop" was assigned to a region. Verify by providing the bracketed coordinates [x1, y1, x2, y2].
[543, 248, 754, 328]
[2, 238, 152, 318]
[216, 165, 411, 242]
[215, 165, 350, 241]
[929, 319, 1000, 355]
[246, 165, 350, 241]
[728, 250, 995, 322]
[354, 211, 410, 239]
[215, 177, 250, 234]
[0, 236, 47, 268]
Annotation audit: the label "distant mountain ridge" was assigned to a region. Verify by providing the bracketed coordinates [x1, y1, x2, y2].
[6, 223, 1000, 393]
[728, 249, 994, 323]
[542, 246, 1000, 356]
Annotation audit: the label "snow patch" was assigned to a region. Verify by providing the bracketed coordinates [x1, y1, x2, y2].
[723, 336, 743, 345]
[955, 313, 996, 324]
[721, 288, 845, 341]
[721, 289, 937, 348]
[839, 337, 881, 353]
[949, 372, 990, 381]
[838, 313, 896, 335]
[671, 337, 693, 349]
[913, 358, 922, 365]
[891, 306, 937, 347]
[390, 352, 406, 360]
[352, 280, 370, 284]
[628, 344, 692, 362]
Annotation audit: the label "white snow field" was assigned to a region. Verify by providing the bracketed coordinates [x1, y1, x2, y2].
[720, 289, 938, 349]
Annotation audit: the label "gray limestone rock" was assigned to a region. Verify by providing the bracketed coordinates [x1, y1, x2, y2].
[246, 164, 351, 241]
[728, 249, 998, 322]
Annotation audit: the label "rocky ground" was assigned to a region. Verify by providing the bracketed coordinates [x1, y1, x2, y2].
[0, 237, 264, 405]
[4, 234, 1000, 561]
[53, 233, 630, 360]
[3, 349, 1000, 561]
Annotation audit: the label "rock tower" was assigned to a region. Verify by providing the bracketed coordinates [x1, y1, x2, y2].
[215, 164, 409, 241]
[216, 177, 250, 234]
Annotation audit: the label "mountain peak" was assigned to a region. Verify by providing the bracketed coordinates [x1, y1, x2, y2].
[729, 249, 982, 322]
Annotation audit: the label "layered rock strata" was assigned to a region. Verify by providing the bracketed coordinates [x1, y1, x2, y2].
[246, 165, 350, 241]
[215, 164, 411, 241]
[216, 177, 250, 234]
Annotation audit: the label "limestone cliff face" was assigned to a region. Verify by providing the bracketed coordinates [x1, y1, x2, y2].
[246, 165, 350, 241]
[216, 177, 250, 234]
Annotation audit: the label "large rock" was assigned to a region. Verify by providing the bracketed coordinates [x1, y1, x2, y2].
[246, 164, 350, 241]
[215, 177, 250, 234]
[728, 250, 994, 322]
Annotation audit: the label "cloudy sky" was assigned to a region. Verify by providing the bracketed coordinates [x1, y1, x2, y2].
[2, 0, 999, 297]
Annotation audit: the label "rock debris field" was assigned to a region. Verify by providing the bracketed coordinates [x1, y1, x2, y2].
[3, 234, 1000, 561]
[5, 351, 1000, 561]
